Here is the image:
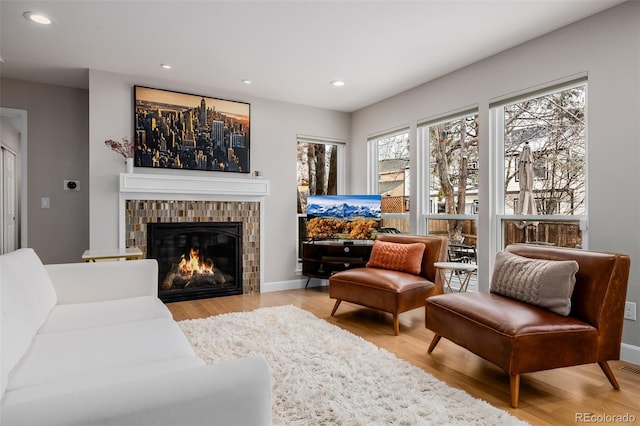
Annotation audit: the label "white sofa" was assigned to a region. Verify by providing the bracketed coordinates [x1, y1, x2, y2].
[0, 248, 271, 426]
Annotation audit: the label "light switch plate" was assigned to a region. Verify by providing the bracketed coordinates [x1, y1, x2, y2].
[624, 302, 636, 321]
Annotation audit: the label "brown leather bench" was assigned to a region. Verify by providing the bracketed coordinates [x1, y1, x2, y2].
[330, 234, 448, 335]
[425, 244, 630, 407]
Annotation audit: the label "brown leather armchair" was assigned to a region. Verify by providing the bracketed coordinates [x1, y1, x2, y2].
[330, 234, 448, 335]
[425, 244, 631, 408]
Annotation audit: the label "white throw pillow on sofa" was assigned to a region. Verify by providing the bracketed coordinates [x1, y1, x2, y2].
[1, 249, 58, 398]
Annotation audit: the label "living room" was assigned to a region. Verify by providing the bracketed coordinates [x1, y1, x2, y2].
[1, 1, 639, 424]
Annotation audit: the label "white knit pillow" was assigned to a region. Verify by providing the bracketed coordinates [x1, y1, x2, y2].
[490, 251, 578, 316]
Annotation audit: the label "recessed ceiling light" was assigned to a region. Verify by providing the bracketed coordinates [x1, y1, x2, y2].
[160, 64, 172, 70]
[330, 80, 345, 87]
[23, 12, 53, 25]
[242, 79, 252, 84]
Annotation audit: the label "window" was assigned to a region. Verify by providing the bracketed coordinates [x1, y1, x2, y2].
[369, 131, 410, 232]
[420, 112, 479, 248]
[296, 137, 343, 260]
[496, 82, 586, 248]
[297, 140, 340, 214]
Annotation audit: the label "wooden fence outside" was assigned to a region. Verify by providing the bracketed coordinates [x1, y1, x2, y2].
[380, 217, 410, 233]
[503, 220, 582, 248]
[427, 219, 581, 249]
[428, 219, 478, 246]
[381, 196, 408, 213]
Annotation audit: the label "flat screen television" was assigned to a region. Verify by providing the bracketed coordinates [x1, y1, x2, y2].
[306, 195, 381, 239]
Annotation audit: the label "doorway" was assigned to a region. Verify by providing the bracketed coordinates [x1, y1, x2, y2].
[1, 146, 18, 253]
[0, 107, 27, 254]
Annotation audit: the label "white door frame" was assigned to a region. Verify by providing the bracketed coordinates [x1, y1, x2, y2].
[1, 145, 18, 252]
[0, 107, 28, 249]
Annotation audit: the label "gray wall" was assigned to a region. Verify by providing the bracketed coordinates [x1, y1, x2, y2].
[0, 79, 89, 263]
[350, 2, 640, 353]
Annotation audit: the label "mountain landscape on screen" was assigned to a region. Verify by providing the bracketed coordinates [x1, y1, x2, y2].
[307, 195, 381, 219]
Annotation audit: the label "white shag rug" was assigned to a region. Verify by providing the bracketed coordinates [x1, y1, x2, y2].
[179, 305, 528, 425]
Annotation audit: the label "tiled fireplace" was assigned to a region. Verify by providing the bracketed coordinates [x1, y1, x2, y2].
[119, 173, 269, 298]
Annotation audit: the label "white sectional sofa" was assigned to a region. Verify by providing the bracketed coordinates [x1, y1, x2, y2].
[0, 248, 271, 425]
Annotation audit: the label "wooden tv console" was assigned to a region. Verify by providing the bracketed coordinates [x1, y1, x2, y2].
[301, 239, 374, 287]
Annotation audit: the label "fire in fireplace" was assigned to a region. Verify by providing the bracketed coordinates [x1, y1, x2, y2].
[147, 222, 243, 302]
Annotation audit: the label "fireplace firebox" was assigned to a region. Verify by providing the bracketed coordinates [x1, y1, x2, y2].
[147, 222, 243, 302]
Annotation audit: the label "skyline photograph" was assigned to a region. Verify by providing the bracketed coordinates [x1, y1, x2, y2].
[134, 86, 250, 173]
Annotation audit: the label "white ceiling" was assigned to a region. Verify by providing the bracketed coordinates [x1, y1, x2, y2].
[0, 1, 626, 112]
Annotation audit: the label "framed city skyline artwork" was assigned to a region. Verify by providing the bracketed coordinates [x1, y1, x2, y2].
[134, 86, 250, 173]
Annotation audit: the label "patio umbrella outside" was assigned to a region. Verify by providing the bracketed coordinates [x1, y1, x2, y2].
[515, 142, 537, 243]
[516, 142, 537, 215]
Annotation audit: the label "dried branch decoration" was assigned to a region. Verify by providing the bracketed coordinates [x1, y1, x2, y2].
[104, 137, 134, 158]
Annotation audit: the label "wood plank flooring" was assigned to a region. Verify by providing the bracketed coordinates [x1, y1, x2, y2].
[167, 286, 640, 425]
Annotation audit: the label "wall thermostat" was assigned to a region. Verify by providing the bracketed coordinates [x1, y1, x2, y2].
[64, 180, 80, 191]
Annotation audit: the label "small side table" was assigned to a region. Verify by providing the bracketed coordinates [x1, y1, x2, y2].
[434, 261, 477, 293]
[82, 247, 143, 262]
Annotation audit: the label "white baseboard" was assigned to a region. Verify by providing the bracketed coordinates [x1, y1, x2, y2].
[261, 278, 328, 293]
[621, 343, 640, 365]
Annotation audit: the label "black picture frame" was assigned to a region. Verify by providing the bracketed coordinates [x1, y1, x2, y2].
[133, 86, 250, 173]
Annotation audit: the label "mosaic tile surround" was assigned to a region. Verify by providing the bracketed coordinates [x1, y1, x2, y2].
[125, 200, 260, 294]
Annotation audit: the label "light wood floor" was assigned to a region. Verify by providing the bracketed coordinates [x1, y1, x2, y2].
[168, 286, 640, 425]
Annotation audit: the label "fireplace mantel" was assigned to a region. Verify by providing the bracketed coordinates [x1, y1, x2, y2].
[119, 173, 270, 199]
[118, 173, 269, 294]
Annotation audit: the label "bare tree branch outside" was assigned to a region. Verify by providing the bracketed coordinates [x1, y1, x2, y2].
[297, 141, 338, 214]
[428, 114, 479, 242]
[503, 85, 586, 216]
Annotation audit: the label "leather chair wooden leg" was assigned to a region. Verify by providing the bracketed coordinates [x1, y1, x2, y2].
[393, 315, 399, 336]
[331, 299, 342, 316]
[509, 374, 520, 408]
[598, 361, 620, 389]
[427, 334, 441, 353]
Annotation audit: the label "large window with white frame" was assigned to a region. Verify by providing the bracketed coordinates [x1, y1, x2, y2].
[368, 130, 410, 232]
[420, 112, 479, 256]
[493, 81, 587, 249]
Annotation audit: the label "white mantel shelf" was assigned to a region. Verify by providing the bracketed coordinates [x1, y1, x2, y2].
[119, 173, 270, 199]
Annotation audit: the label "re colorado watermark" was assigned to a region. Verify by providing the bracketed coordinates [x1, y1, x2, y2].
[576, 412, 636, 423]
